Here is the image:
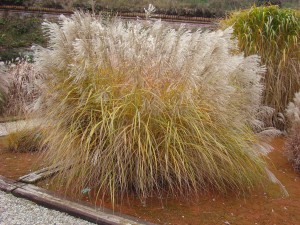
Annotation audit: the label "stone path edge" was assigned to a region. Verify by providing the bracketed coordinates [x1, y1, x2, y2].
[0, 175, 155, 225]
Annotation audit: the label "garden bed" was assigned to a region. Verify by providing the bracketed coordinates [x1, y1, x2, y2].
[0, 138, 42, 179]
[1, 136, 299, 224]
[0, 5, 299, 225]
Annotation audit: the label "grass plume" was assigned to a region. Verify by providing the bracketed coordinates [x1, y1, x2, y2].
[285, 92, 300, 173]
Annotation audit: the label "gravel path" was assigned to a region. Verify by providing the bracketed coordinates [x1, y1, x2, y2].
[0, 191, 95, 225]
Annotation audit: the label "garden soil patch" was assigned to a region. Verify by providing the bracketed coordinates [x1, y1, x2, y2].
[0, 137, 299, 224]
[0, 139, 42, 180]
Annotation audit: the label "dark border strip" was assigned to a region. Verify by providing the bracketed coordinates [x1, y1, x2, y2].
[0, 175, 25, 192]
[0, 5, 218, 24]
[0, 175, 155, 225]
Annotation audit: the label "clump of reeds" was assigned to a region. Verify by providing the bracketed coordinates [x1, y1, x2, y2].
[36, 12, 272, 203]
[0, 63, 9, 113]
[2, 59, 43, 117]
[222, 5, 300, 113]
[285, 92, 300, 173]
[2, 127, 43, 153]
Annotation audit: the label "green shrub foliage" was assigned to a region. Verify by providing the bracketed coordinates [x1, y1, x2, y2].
[222, 6, 300, 113]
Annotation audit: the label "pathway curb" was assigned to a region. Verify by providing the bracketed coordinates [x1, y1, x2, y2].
[0, 175, 154, 225]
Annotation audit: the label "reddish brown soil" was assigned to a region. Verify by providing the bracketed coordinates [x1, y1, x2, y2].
[1, 137, 299, 225]
[52, 138, 300, 225]
[0, 139, 41, 179]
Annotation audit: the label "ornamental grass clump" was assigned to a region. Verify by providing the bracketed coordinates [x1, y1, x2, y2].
[222, 5, 300, 113]
[36, 12, 272, 202]
[2, 127, 43, 153]
[0, 63, 8, 113]
[2, 59, 43, 117]
[285, 92, 300, 173]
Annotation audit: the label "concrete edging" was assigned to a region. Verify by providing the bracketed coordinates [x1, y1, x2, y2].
[0, 175, 154, 225]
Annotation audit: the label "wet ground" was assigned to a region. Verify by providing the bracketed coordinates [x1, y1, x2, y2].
[0, 150, 41, 180]
[0, 137, 299, 225]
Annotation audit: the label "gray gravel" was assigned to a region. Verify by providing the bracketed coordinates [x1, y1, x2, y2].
[0, 191, 95, 225]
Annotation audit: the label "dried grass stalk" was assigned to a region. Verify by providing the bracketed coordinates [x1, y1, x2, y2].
[3, 60, 43, 117]
[286, 92, 300, 173]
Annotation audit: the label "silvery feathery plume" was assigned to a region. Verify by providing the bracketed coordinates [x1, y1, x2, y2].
[286, 92, 300, 125]
[285, 91, 300, 174]
[2, 60, 43, 116]
[254, 106, 285, 138]
[0, 62, 9, 108]
[144, 4, 156, 20]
